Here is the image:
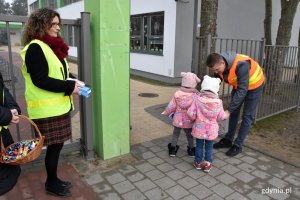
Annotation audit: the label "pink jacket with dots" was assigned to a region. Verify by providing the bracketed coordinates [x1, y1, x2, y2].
[187, 92, 226, 140]
[164, 89, 199, 128]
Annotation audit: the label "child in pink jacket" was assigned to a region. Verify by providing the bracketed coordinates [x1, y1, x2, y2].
[164, 72, 200, 157]
[188, 75, 229, 173]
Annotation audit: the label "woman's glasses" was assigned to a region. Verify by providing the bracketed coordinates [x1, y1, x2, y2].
[51, 22, 62, 28]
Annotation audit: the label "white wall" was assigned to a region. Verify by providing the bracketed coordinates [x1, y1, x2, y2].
[56, 1, 84, 19]
[130, 0, 177, 77]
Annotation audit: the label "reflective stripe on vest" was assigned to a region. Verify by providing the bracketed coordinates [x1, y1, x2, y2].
[220, 54, 265, 90]
[20, 39, 73, 119]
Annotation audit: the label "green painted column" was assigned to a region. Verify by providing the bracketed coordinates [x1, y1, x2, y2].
[84, 0, 130, 160]
[38, 0, 44, 8]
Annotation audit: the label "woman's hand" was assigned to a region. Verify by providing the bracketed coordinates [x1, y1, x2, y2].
[72, 84, 81, 95]
[10, 109, 19, 124]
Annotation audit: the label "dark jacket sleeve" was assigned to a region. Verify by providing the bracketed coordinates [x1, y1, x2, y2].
[25, 43, 75, 96]
[0, 73, 20, 126]
[228, 61, 250, 113]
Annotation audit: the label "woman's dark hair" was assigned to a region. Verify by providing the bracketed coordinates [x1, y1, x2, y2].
[206, 53, 223, 68]
[22, 8, 61, 45]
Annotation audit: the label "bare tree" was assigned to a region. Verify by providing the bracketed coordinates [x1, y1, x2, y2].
[198, 0, 218, 78]
[264, 0, 272, 45]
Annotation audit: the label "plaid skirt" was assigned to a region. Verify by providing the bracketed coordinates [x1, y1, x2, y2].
[33, 112, 71, 146]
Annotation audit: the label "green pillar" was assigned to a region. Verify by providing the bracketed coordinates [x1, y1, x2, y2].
[38, 0, 44, 8]
[84, 0, 130, 160]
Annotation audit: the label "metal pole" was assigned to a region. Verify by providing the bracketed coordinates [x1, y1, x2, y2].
[78, 12, 94, 160]
[191, 0, 198, 74]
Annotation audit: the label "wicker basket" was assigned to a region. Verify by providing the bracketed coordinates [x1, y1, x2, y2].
[0, 115, 45, 165]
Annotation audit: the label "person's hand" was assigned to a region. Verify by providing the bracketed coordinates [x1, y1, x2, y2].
[76, 80, 85, 87]
[10, 109, 19, 124]
[72, 84, 81, 95]
[224, 110, 230, 119]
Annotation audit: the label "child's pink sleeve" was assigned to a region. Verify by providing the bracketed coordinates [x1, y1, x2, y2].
[187, 100, 197, 121]
[217, 101, 226, 121]
[164, 97, 176, 116]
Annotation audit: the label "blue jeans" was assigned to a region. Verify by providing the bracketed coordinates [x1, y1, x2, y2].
[195, 139, 213, 163]
[225, 84, 264, 147]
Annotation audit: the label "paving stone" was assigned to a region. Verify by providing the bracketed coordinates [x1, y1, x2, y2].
[251, 170, 271, 179]
[144, 187, 168, 200]
[85, 173, 104, 185]
[156, 151, 171, 159]
[237, 162, 256, 173]
[273, 169, 288, 179]
[213, 158, 227, 168]
[189, 184, 213, 199]
[240, 156, 257, 164]
[98, 192, 121, 200]
[154, 176, 177, 190]
[133, 178, 156, 192]
[105, 172, 126, 185]
[268, 177, 289, 188]
[257, 164, 272, 171]
[244, 151, 257, 157]
[230, 182, 252, 194]
[142, 151, 156, 159]
[234, 171, 255, 183]
[166, 169, 186, 181]
[127, 172, 145, 182]
[266, 191, 290, 200]
[216, 173, 237, 185]
[112, 180, 135, 194]
[205, 194, 223, 200]
[141, 141, 156, 147]
[210, 183, 234, 198]
[175, 161, 194, 172]
[145, 169, 165, 181]
[177, 176, 198, 189]
[221, 164, 241, 175]
[257, 156, 271, 162]
[284, 175, 300, 186]
[118, 165, 137, 175]
[122, 189, 147, 200]
[185, 168, 206, 179]
[214, 152, 228, 160]
[225, 157, 242, 165]
[165, 157, 184, 165]
[92, 183, 111, 194]
[197, 175, 219, 188]
[207, 167, 223, 177]
[157, 162, 175, 172]
[226, 192, 249, 200]
[181, 194, 199, 200]
[135, 162, 155, 173]
[165, 185, 189, 200]
[247, 190, 270, 200]
[149, 146, 164, 153]
[148, 157, 164, 165]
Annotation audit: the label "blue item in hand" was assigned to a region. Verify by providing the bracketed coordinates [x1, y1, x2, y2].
[169, 113, 174, 122]
[79, 86, 91, 98]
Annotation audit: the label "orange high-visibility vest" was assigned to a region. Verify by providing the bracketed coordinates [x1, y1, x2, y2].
[218, 54, 265, 90]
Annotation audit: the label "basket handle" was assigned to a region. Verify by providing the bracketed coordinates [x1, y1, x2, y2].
[1, 115, 43, 154]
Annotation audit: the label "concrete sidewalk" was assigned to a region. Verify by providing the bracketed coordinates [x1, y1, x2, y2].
[2, 79, 300, 200]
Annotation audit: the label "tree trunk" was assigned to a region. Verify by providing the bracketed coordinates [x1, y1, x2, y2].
[264, 0, 272, 45]
[198, 0, 218, 79]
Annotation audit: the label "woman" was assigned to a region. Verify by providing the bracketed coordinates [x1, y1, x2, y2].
[20, 8, 83, 197]
[0, 72, 21, 195]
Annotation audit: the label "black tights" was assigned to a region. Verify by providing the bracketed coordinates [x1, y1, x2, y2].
[45, 143, 64, 184]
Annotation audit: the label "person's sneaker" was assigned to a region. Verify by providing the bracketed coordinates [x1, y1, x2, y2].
[168, 143, 179, 157]
[225, 145, 242, 157]
[202, 161, 212, 173]
[194, 161, 203, 170]
[187, 146, 195, 157]
[213, 138, 232, 149]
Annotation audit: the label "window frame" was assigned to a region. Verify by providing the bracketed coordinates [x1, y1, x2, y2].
[130, 12, 164, 56]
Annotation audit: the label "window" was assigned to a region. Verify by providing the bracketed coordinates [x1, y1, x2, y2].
[44, 0, 57, 9]
[63, 0, 81, 6]
[130, 12, 164, 55]
[29, 1, 39, 13]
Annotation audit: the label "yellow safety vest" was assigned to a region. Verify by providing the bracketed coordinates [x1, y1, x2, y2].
[20, 39, 73, 119]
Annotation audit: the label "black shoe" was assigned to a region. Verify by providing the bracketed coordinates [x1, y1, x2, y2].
[187, 146, 195, 157]
[168, 143, 179, 157]
[225, 145, 242, 157]
[213, 138, 232, 149]
[45, 180, 72, 189]
[46, 184, 71, 197]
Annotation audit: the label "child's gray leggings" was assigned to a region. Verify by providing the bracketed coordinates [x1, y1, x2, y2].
[171, 127, 194, 148]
